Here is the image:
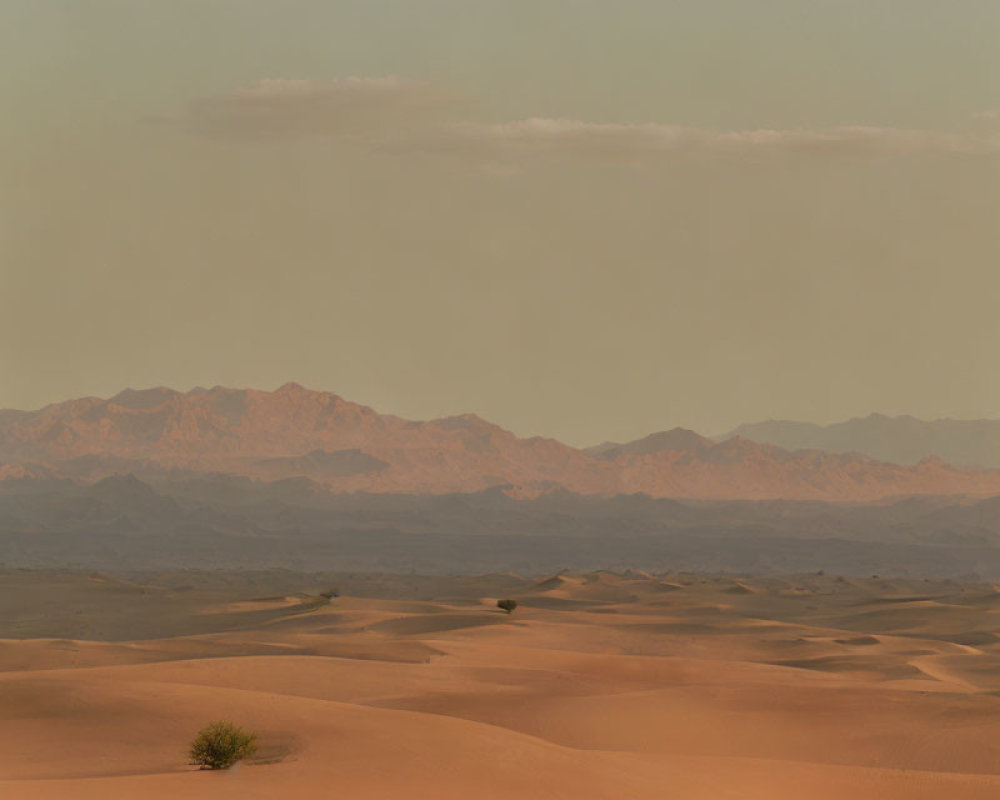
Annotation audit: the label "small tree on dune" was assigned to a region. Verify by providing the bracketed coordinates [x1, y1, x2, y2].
[189, 721, 258, 770]
[497, 598, 518, 615]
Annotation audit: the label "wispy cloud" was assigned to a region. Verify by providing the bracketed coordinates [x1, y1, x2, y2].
[185, 78, 1000, 158]
[441, 119, 1000, 157]
[187, 77, 463, 139]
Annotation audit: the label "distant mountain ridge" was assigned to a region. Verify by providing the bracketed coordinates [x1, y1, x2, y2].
[5, 473, 1000, 575]
[729, 414, 1000, 468]
[3, 385, 1000, 502]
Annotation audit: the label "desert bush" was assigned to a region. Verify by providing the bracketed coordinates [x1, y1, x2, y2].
[497, 598, 518, 614]
[189, 720, 258, 770]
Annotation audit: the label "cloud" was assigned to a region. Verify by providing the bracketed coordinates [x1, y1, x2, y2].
[187, 77, 462, 139]
[441, 119, 1000, 157]
[185, 78, 1000, 158]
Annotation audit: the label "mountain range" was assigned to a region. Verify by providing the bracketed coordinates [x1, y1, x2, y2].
[3, 384, 1000, 502]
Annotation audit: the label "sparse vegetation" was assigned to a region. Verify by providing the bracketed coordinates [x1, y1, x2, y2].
[497, 598, 518, 614]
[189, 720, 258, 770]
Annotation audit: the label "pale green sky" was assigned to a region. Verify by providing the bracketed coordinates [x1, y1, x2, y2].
[2, 1, 999, 445]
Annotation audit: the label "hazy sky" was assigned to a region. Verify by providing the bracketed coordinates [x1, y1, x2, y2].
[2, 1, 999, 445]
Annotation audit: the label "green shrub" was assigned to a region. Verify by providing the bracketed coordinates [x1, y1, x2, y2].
[497, 598, 518, 614]
[189, 720, 258, 770]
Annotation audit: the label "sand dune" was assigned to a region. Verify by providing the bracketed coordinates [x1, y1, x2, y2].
[3, 570, 1000, 798]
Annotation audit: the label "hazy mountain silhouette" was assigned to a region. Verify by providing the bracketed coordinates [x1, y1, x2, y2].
[729, 414, 1000, 468]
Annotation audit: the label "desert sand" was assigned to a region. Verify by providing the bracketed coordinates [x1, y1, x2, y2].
[3, 569, 1000, 798]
